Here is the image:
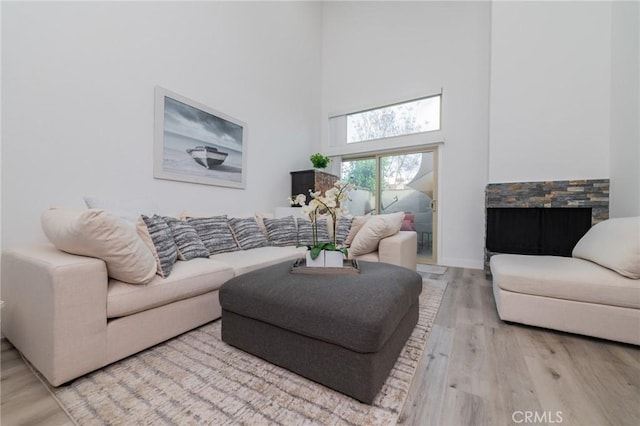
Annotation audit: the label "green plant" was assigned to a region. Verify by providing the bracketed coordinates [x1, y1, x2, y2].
[308, 242, 348, 261]
[310, 153, 330, 169]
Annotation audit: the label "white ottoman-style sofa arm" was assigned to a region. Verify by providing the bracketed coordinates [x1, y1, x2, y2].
[1, 245, 109, 386]
[378, 231, 418, 270]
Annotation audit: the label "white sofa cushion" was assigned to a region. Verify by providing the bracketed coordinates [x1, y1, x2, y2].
[349, 212, 404, 256]
[491, 254, 640, 309]
[107, 258, 234, 318]
[41, 208, 156, 284]
[572, 216, 640, 279]
[211, 246, 306, 276]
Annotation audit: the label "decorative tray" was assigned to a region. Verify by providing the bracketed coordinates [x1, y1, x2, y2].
[290, 258, 360, 275]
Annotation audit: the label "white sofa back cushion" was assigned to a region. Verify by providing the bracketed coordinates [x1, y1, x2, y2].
[42, 208, 157, 284]
[572, 216, 640, 279]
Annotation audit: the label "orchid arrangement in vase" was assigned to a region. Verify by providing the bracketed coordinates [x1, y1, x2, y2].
[289, 180, 356, 260]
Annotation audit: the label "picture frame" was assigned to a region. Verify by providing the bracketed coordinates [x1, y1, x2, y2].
[154, 86, 247, 189]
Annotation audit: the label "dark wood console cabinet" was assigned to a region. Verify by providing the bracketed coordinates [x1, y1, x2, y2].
[290, 169, 339, 204]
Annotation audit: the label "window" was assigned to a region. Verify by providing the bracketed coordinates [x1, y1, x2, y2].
[340, 158, 376, 215]
[346, 95, 441, 143]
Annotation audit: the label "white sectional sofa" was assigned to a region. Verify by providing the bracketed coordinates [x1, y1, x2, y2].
[1, 209, 417, 387]
[490, 216, 640, 345]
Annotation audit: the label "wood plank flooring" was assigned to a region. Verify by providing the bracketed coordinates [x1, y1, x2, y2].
[1, 338, 72, 426]
[400, 267, 640, 426]
[2, 267, 639, 425]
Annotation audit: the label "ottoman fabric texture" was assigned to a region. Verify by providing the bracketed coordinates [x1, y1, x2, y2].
[219, 260, 423, 403]
[221, 302, 419, 404]
[219, 261, 422, 353]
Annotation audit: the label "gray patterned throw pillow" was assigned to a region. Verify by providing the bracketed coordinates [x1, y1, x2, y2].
[187, 215, 239, 255]
[228, 217, 269, 250]
[335, 216, 353, 246]
[297, 217, 330, 246]
[162, 217, 210, 261]
[263, 216, 298, 247]
[138, 215, 178, 278]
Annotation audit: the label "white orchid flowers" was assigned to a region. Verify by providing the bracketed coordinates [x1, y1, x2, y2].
[289, 180, 356, 259]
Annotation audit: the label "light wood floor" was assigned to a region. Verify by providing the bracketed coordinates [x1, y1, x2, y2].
[2, 267, 639, 425]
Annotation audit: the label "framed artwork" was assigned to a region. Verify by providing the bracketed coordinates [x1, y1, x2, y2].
[154, 86, 247, 188]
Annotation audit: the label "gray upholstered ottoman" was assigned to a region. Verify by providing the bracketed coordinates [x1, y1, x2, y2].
[219, 260, 422, 403]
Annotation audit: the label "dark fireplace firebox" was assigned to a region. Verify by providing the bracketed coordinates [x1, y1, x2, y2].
[486, 207, 592, 257]
[484, 179, 609, 275]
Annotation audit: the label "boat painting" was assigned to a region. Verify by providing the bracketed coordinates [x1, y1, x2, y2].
[154, 86, 247, 188]
[186, 146, 229, 169]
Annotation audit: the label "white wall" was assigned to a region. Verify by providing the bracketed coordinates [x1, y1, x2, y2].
[1, 1, 321, 249]
[3, 1, 634, 267]
[321, 1, 491, 268]
[488, 1, 612, 183]
[610, 0, 640, 217]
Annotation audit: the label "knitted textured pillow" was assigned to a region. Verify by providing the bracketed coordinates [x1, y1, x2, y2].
[163, 217, 210, 261]
[263, 216, 298, 247]
[186, 215, 239, 255]
[297, 217, 330, 246]
[137, 215, 178, 278]
[335, 216, 353, 246]
[228, 217, 270, 250]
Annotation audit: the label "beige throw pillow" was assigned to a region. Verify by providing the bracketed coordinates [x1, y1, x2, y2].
[572, 216, 640, 279]
[344, 215, 369, 246]
[41, 208, 157, 284]
[349, 212, 404, 256]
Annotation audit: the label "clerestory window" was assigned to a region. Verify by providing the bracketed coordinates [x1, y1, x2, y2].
[337, 94, 441, 144]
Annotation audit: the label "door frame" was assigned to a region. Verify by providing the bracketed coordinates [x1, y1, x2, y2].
[341, 146, 438, 264]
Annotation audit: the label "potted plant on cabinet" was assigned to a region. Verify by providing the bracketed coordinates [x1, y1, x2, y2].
[310, 153, 331, 169]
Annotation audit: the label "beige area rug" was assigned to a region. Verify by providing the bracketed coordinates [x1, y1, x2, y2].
[50, 279, 446, 426]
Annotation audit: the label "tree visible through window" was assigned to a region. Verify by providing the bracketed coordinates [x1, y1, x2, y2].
[340, 153, 423, 212]
[347, 95, 441, 143]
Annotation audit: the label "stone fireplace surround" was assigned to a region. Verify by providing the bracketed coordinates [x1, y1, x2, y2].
[485, 179, 610, 274]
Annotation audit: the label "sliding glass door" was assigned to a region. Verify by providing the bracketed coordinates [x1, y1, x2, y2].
[340, 157, 376, 216]
[341, 149, 437, 263]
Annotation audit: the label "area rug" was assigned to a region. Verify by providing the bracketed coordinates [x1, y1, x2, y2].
[416, 264, 448, 275]
[49, 279, 446, 425]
